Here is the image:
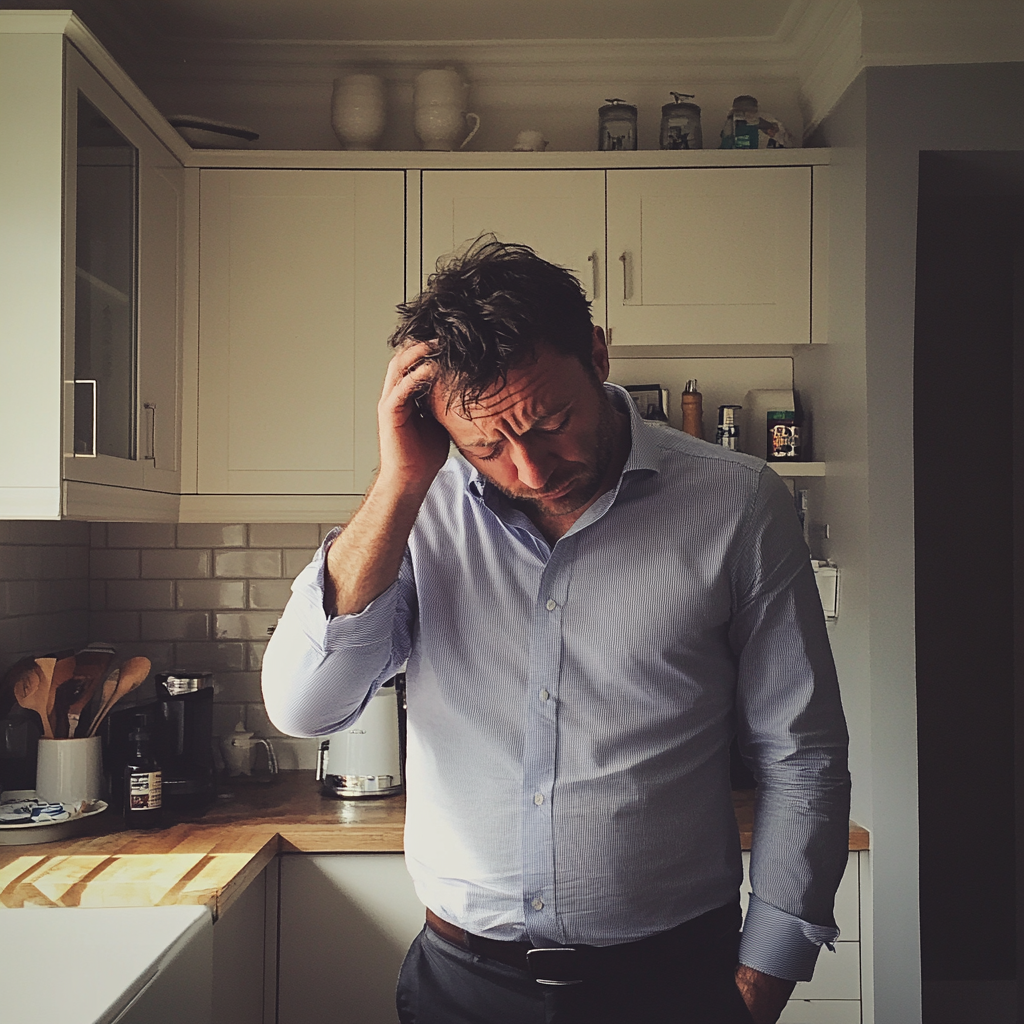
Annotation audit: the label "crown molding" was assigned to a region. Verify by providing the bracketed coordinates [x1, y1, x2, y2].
[796, 0, 864, 133]
[147, 36, 804, 87]
[861, 1, 1024, 66]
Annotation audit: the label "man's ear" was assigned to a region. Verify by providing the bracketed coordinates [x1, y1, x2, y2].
[590, 325, 611, 383]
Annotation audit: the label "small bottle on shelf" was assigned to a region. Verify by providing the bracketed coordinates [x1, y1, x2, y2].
[716, 405, 742, 450]
[681, 379, 704, 439]
[767, 409, 802, 461]
[123, 713, 163, 830]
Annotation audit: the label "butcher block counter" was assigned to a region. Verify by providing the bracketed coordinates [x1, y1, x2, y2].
[0, 774, 868, 917]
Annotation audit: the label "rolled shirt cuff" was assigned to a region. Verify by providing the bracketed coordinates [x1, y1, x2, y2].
[738, 893, 840, 982]
[312, 527, 403, 649]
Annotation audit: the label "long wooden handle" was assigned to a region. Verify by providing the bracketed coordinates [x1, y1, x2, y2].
[85, 669, 120, 738]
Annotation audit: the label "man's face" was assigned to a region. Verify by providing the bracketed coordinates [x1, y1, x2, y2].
[429, 329, 623, 521]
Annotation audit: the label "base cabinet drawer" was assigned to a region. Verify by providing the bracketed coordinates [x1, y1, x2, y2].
[780, 998, 861, 1024]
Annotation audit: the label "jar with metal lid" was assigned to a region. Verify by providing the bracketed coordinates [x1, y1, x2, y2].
[659, 92, 702, 150]
[598, 99, 637, 151]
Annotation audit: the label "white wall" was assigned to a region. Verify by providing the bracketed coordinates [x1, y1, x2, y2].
[807, 60, 1024, 1024]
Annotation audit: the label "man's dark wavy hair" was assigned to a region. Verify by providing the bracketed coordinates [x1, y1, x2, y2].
[388, 236, 594, 413]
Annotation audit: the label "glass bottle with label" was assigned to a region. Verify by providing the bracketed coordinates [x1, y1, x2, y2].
[123, 713, 163, 830]
[716, 405, 742, 450]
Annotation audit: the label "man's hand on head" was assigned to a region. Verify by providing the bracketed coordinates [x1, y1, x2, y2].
[734, 964, 796, 1024]
[377, 340, 451, 497]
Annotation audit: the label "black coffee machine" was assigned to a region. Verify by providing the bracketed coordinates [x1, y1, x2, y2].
[104, 672, 214, 811]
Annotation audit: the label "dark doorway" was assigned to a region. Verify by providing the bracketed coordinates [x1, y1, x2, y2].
[915, 151, 1024, 1024]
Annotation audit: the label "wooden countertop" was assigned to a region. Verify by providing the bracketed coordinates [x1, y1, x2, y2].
[0, 775, 867, 917]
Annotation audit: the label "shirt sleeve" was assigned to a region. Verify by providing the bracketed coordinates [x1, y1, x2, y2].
[261, 526, 416, 737]
[728, 467, 851, 982]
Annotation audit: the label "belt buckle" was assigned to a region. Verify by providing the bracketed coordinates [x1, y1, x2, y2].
[526, 947, 584, 986]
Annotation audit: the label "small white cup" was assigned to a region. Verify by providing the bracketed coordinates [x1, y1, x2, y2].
[36, 736, 103, 805]
[513, 130, 548, 152]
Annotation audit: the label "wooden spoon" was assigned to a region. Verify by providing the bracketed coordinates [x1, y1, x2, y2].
[85, 667, 121, 739]
[14, 664, 54, 739]
[33, 658, 57, 737]
[47, 656, 78, 738]
[67, 648, 115, 738]
[87, 657, 151, 737]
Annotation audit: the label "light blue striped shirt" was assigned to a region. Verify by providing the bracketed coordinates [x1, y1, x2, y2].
[262, 385, 850, 981]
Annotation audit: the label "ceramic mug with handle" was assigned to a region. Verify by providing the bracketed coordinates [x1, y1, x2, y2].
[413, 68, 480, 151]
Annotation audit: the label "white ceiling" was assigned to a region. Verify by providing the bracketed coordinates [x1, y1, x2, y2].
[98, 0, 800, 41]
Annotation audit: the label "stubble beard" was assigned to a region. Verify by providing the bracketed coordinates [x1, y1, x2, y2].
[492, 393, 621, 520]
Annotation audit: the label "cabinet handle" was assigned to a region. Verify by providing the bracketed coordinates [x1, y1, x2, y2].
[619, 251, 634, 301]
[74, 380, 97, 458]
[143, 402, 157, 466]
[587, 251, 600, 300]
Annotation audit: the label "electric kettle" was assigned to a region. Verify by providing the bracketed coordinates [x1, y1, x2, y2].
[317, 677, 405, 798]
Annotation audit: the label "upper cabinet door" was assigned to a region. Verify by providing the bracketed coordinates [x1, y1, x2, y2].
[606, 167, 811, 346]
[198, 170, 404, 496]
[421, 170, 606, 325]
[62, 44, 184, 503]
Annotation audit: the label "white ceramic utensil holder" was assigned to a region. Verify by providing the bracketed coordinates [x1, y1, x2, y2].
[331, 74, 386, 150]
[36, 736, 103, 804]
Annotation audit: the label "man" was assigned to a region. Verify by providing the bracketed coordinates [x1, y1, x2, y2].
[263, 238, 851, 1024]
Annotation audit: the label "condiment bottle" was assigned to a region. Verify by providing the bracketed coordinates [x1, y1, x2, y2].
[123, 713, 163, 829]
[768, 409, 802, 460]
[681, 379, 704, 438]
[716, 405, 742, 450]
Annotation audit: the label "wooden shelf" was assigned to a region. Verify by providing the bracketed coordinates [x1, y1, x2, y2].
[771, 461, 825, 477]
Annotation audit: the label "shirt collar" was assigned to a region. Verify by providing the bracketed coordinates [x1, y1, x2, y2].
[464, 381, 661, 499]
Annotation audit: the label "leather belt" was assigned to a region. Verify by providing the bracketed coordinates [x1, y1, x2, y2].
[425, 902, 740, 987]
[426, 908, 535, 973]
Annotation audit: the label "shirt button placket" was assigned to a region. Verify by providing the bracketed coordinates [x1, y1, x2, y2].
[522, 558, 567, 945]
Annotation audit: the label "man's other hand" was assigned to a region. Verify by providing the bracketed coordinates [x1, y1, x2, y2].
[734, 964, 797, 1024]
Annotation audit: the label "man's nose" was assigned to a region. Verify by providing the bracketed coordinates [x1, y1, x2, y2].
[508, 438, 553, 490]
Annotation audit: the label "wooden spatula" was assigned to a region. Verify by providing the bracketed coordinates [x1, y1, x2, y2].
[67, 648, 115, 738]
[33, 657, 57, 737]
[87, 657, 151, 737]
[47, 656, 78, 738]
[14, 664, 54, 739]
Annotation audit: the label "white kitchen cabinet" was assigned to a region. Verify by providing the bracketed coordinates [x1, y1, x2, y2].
[212, 862, 278, 1024]
[0, 15, 187, 521]
[606, 167, 812, 347]
[196, 170, 404, 502]
[421, 170, 606, 324]
[277, 853, 424, 1024]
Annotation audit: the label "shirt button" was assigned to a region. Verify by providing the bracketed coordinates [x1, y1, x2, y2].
[532, 898, 544, 911]
[533, 793, 544, 805]
[545, 599, 557, 611]
[539, 689, 550, 701]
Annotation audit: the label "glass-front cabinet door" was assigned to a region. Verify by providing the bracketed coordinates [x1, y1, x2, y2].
[63, 44, 183, 512]
[73, 93, 138, 461]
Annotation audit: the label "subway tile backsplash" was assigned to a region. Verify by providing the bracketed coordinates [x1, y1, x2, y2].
[0, 521, 90, 665]
[88, 522, 328, 767]
[0, 522, 335, 772]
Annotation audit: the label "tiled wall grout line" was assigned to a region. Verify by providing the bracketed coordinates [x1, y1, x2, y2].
[3, 520, 341, 770]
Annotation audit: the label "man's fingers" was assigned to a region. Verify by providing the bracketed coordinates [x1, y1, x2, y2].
[384, 340, 438, 390]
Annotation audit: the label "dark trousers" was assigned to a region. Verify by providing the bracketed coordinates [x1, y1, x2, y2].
[396, 903, 755, 1024]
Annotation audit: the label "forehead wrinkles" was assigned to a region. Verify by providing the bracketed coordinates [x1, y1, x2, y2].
[455, 368, 549, 425]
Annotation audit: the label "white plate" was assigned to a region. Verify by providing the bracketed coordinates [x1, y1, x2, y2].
[167, 114, 259, 149]
[0, 800, 108, 845]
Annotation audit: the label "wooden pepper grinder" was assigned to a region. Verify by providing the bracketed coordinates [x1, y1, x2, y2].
[681, 379, 704, 438]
